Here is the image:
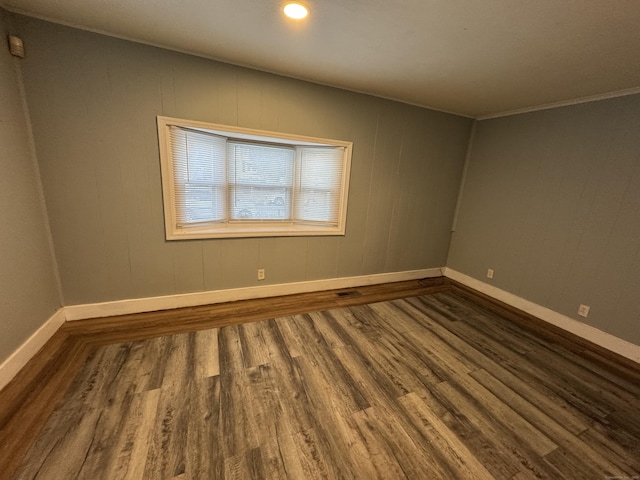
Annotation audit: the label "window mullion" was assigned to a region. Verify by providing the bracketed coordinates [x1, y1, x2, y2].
[291, 146, 300, 222]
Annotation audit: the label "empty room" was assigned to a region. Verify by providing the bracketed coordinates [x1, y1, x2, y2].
[1, 1, 639, 478]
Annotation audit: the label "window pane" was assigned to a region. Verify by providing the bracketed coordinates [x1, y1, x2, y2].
[230, 186, 291, 220]
[296, 188, 334, 223]
[176, 185, 225, 224]
[295, 147, 344, 224]
[170, 127, 227, 225]
[228, 142, 294, 220]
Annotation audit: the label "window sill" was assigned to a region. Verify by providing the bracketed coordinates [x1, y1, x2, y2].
[166, 223, 346, 240]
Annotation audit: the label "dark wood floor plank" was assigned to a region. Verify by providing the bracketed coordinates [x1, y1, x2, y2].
[248, 364, 302, 480]
[291, 353, 370, 478]
[142, 334, 193, 479]
[448, 281, 640, 376]
[290, 313, 371, 413]
[439, 295, 629, 408]
[423, 296, 638, 457]
[399, 295, 593, 435]
[376, 305, 558, 460]
[578, 425, 640, 473]
[77, 342, 159, 478]
[306, 310, 347, 349]
[427, 292, 535, 355]
[337, 306, 451, 388]
[438, 292, 640, 410]
[15, 407, 104, 480]
[354, 402, 457, 480]
[469, 368, 632, 476]
[259, 319, 315, 435]
[184, 374, 223, 479]
[420, 387, 523, 479]
[435, 381, 563, 480]
[272, 316, 303, 358]
[408, 295, 614, 421]
[14, 343, 136, 480]
[597, 411, 640, 456]
[59, 278, 449, 342]
[134, 335, 171, 393]
[218, 328, 261, 460]
[248, 360, 310, 480]
[579, 348, 640, 390]
[325, 342, 483, 479]
[323, 308, 445, 394]
[542, 446, 616, 479]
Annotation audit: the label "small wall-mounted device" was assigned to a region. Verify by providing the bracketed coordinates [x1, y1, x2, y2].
[8, 34, 25, 58]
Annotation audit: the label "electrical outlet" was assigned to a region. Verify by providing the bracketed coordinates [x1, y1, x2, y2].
[577, 304, 590, 318]
[257, 268, 265, 281]
[487, 269, 494, 279]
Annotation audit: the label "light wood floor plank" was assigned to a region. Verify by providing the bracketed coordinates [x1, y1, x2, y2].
[350, 408, 409, 479]
[120, 389, 162, 480]
[193, 328, 220, 378]
[398, 392, 495, 480]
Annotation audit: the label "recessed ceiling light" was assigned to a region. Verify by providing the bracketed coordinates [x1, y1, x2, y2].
[283, 2, 309, 19]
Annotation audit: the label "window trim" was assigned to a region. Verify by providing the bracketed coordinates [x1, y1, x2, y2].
[157, 116, 352, 240]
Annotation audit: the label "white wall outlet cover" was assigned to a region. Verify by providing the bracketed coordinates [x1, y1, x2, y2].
[577, 304, 590, 318]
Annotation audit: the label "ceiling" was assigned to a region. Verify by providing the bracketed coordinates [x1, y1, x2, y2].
[3, 0, 640, 118]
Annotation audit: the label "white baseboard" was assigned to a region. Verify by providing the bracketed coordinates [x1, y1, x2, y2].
[443, 268, 640, 364]
[0, 269, 441, 392]
[9, 266, 635, 394]
[0, 308, 66, 391]
[65, 268, 444, 321]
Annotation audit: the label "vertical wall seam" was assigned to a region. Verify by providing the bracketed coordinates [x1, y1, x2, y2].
[450, 119, 477, 233]
[11, 25, 66, 307]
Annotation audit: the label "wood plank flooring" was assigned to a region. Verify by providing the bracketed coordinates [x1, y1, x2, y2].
[0, 277, 449, 477]
[8, 289, 640, 479]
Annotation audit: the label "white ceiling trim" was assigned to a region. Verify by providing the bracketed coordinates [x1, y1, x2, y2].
[477, 86, 640, 121]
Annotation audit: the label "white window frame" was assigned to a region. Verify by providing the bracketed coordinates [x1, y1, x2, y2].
[157, 116, 352, 240]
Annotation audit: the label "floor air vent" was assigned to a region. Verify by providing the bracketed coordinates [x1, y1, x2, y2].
[336, 290, 362, 298]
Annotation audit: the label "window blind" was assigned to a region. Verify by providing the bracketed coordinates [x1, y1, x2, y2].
[295, 146, 345, 225]
[227, 141, 295, 221]
[170, 126, 226, 226]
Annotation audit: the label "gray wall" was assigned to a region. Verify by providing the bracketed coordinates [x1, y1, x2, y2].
[0, 11, 61, 363]
[448, 95, 640, 345]
[14, 15, 472, 306]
